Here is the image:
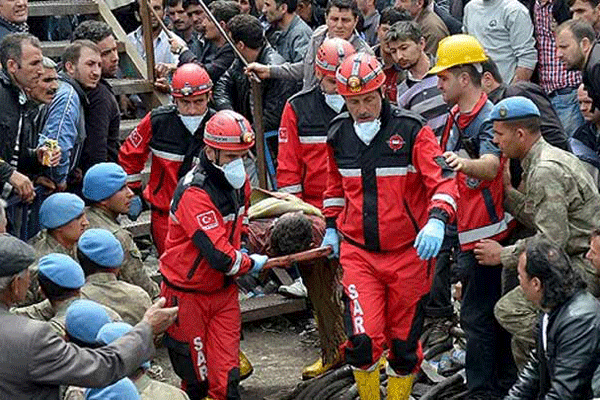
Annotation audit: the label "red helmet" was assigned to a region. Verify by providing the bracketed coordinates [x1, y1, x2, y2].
[204, 110, 255, 150]
[315, 38, 356, 77]
[171, 63, 212, 98]
[336, 52, 385, 96]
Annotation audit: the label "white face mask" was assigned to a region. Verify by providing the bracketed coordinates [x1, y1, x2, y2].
[217, 158, 246, 189]
[324, 94, 345, 113]
[354, 119, 381, 145]
[179, 113, 205, 133]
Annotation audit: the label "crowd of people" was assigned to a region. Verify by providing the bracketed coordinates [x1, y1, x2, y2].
[2, 0, 600, 399]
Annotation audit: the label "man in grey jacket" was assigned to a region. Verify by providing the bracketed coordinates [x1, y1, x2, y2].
[0, 234, 178, 400]
[246, 0, 372, 90]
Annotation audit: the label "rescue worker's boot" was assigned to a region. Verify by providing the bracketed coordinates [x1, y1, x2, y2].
[239, 350, 253, 381]
[302, 351, 343, 380]
[386, 365, 415, 400]
[352, 364, 381, 400]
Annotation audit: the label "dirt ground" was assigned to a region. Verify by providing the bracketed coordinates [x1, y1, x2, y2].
[153, 314, 320, 400]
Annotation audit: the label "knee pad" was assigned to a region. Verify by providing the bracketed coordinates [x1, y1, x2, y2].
[389, 338, 420, 375]
[344, 333, 373, 368]
[226, 367, 241, 400]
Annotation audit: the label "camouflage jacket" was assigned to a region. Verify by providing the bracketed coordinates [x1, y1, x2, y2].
[85, 206, 159, 299]
[501, 138, 600, 277]
[81, 272, 152, 325]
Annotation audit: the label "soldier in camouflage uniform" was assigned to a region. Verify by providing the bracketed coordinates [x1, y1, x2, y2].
[78, 228, 152, 325]
[474, 97, 600, 370]
[12, 253, 121, 338]
[97, 322, 191, 400]
[25, 193, 89, 305]
[82, 162, 159, 299]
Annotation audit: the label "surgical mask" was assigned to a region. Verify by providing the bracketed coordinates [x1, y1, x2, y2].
[216, 158, 246, 189]
[354, 119, 381, 145]
[324, 94, 345, 113]
[179, 113, 205, 133]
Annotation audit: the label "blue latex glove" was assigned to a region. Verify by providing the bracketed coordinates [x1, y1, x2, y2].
[127, 196, 143, 221]
[249, 254, 268, 276]
[414, 218, 445, 260]
[321, 228, 340, 259]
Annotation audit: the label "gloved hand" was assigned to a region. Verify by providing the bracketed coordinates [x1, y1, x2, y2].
[414, 218, 445, 260]
[249, 254, 268, 276]
[127, 196, 143, 221]
[321, 228, 340, 259]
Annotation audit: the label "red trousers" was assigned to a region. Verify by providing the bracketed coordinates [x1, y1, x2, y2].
[162, 283, 241, 400]
[151, 210, 169, 256]
[341, 241, 433, 375]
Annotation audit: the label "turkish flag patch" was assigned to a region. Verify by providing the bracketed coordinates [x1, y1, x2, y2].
[197, 210, 219, 230]
[128, 128, 143, 148]
[278, 127, 288, 143]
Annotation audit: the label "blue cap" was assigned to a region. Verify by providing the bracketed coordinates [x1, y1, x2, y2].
[38, 254, 85, 289]
[489, 96, 540, 122]
[96, 322, 152, 370]
[83, 162, 127, 202]
[39, 193, 85, 229]
[77, 229, 124, 268]
[85, 378, 141, 400]
[96, 322, 133, 345]
[65, 299, 112, 344]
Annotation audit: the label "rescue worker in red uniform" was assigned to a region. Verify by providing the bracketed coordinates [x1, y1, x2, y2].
[119, 63, 216, 256]
[159, 110, 268, 400]
[277, 38, 355, 208]
[430, 35, 516, 398]
[323, 52, 459, 400]
[277, 38, 356, 379]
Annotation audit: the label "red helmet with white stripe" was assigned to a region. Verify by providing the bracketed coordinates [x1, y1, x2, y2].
[203, 110, 255, 150]
[315, 38, 356, 77]
[336, 52, 385, 96]
[171, 63, 212, 98]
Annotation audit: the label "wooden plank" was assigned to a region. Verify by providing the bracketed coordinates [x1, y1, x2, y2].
[29, 0, 98, 17]
[41, 40, 125, 58]
[119, 118, 140, 141]
[107, 78, 154, 95]
[241, 294, 306, 323]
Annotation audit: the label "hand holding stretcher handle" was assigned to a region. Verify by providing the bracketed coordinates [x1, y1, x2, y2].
[261, 246, 333, 270]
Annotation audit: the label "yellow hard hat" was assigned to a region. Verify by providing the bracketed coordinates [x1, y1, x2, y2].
[428, 34, 489, 75]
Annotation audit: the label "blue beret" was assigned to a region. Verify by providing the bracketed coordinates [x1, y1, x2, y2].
[65, 299, 112, 344]
[39, 193, 85, 229]
[77, 229, 124, 268]
[38, 254, 85, 289]
[86, 378, 141, 400]
[83, 162, 127, 202]
[0, 234, 36, 277]
[96, 321, 133, 345]
[489, 96, 540, 122]
[96, 322, 151, 370]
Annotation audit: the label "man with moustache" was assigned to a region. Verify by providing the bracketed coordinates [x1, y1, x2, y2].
[72, 21, 121, 174]
[0, 0, 29, 40]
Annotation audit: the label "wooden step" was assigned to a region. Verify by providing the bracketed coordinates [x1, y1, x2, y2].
[107, 78, 154, 95]
[119, 119, 140, 141]
[241, 294, 307, 323]
[41, 40, 126, 59]
[29, 0, 99, 17]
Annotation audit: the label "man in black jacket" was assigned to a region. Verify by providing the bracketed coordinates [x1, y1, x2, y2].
[505, 237, 600, 400]
[0, 33, 45, 203]
[213, 14, 295, 135]
[72, 21, 121, 175]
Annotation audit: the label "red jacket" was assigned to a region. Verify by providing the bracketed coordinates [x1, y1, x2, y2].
[159, 153, 253, 292]
[440, 93, 514, 251]
[277, 87, 339, 209]
[323, 101, 458, 252]
[118, 105, 215, 212]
